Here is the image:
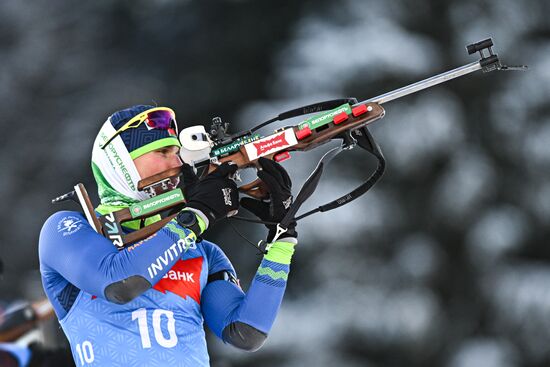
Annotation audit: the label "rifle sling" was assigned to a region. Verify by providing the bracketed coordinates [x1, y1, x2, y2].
[294, 126, 385, 221]
[232, 126, 386, 229]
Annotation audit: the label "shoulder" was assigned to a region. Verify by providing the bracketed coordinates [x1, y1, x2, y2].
[199, 239, 228, 260]
[199, 239, 235, 275]
[40, 211, 87, 237]
[200, 239, 222, 251]
[42, 210, 86, 227]
[39, 211, 89, 254]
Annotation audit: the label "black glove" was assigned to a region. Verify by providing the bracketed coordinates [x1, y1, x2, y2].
[181, 162, 239, 226]
[240, 157, 297, 242]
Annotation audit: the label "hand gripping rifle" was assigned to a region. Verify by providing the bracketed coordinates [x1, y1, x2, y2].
[53, 38, 526, 249]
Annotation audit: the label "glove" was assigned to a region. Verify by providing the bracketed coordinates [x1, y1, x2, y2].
[240, 157, 297, 242]
[181, 162, 239, 228]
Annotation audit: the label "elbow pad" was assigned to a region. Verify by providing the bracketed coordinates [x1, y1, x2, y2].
[104, 275, 151, 304]
[222, 321, 267, 352]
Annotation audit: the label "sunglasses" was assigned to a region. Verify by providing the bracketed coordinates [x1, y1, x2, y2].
[100, 107, 178, 149]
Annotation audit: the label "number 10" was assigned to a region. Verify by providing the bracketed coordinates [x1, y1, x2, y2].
[131, 308, 178, 349]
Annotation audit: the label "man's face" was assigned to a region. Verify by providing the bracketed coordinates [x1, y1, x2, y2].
[133, 145, 182, 179]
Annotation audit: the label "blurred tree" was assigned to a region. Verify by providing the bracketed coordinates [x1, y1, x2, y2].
[1, 0, 549, 366]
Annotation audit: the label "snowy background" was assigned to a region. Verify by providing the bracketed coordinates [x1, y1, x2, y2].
[0, 0, 549, 366]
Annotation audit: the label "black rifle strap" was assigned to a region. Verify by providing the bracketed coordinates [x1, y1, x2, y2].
[294, 126, 385, 221]
[277, 98, 358, 121]
[229, 144, 343, 228]
[231, 126, 385, 230]
[278, 144, 344, 229]
[250, 98, 358, 133]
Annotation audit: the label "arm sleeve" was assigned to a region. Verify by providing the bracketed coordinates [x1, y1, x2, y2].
[201, 241, 295, 351]
[39, 211, 196, 304]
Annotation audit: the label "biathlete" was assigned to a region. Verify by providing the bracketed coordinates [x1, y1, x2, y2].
[39, 105, 297, 366]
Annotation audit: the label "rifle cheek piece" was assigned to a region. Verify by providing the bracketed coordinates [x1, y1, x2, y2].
[137, 167, 183, 197]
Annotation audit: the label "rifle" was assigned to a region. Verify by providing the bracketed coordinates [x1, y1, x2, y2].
[54, 38, 525, 248]
[0, 299, 54, 342]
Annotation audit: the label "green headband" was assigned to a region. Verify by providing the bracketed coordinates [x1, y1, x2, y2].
[129, 137, 181, 159]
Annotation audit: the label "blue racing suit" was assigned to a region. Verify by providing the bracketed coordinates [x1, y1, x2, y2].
[39, 210, 293, 367]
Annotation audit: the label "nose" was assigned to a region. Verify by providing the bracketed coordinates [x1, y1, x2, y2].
[171, 152, 183, 168]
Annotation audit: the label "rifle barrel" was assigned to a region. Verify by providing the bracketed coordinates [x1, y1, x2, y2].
[358, 60, 482, 106]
